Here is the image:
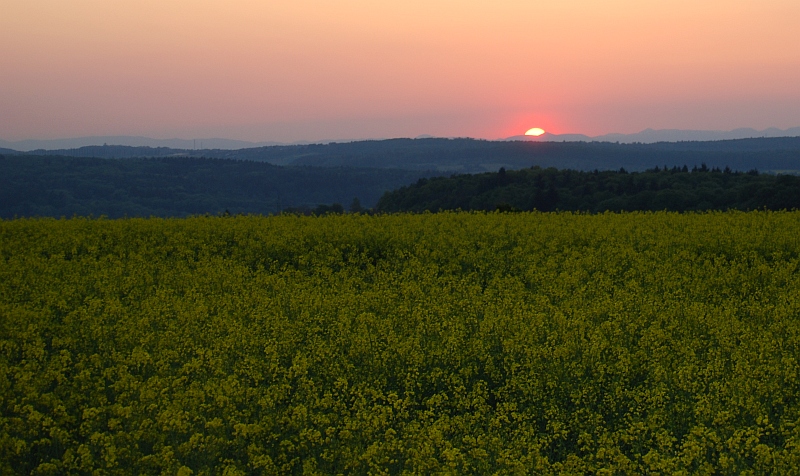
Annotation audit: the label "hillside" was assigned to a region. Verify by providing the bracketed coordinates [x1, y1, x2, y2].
[12, 136, 800, 174]
[0, 155, 436, 218]
[6, 138, 800, 219]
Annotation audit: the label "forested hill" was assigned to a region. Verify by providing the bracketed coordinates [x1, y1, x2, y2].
[13, 136, 800, 174]
[0, 155, 436, 219]
[377, 166, 800, 213]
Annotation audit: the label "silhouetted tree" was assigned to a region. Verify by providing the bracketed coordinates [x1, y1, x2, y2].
[314, 203, 344, 215]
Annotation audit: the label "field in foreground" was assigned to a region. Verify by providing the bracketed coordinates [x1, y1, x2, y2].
[2, 212, 800, 474]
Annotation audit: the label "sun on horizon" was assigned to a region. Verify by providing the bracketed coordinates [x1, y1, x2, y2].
[525, 127, 546, 137]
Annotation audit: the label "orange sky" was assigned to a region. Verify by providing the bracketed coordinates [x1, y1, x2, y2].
[1, 0, 799, 141]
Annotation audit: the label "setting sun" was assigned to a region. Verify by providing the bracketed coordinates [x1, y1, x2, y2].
[525, 127, 546, 136]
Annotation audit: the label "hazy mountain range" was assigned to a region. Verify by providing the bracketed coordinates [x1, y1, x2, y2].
[506, 127, 800, 143]
[3, 128, 800, 151]
[7, 136, 800, 176]
[0, 136, 287, 152]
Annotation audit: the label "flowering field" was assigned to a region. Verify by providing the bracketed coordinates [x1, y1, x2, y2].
[2, 212, 800, 474]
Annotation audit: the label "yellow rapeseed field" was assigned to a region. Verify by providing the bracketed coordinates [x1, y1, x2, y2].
[2, 211, 800, 474]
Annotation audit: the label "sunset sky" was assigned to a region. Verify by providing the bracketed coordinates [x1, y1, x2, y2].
[2, 0, 799, 142]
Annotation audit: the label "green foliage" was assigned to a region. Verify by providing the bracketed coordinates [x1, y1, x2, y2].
[377, 166, 800, 213]
[2, 212, 800, 473]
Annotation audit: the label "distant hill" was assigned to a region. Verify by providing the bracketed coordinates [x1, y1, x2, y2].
[24, 145, 201, 159]
[10, 137, 800, 174]
[3, 127, 799, 150]
[213, 137, 800, 173]
[0, 155, 437, 219]
[0, 136, 285, 151]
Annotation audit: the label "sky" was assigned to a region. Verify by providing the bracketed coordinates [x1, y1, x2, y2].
[1, 0, 799, 142]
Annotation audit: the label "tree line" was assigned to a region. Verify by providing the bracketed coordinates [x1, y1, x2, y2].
[377, 165, 800, 213]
